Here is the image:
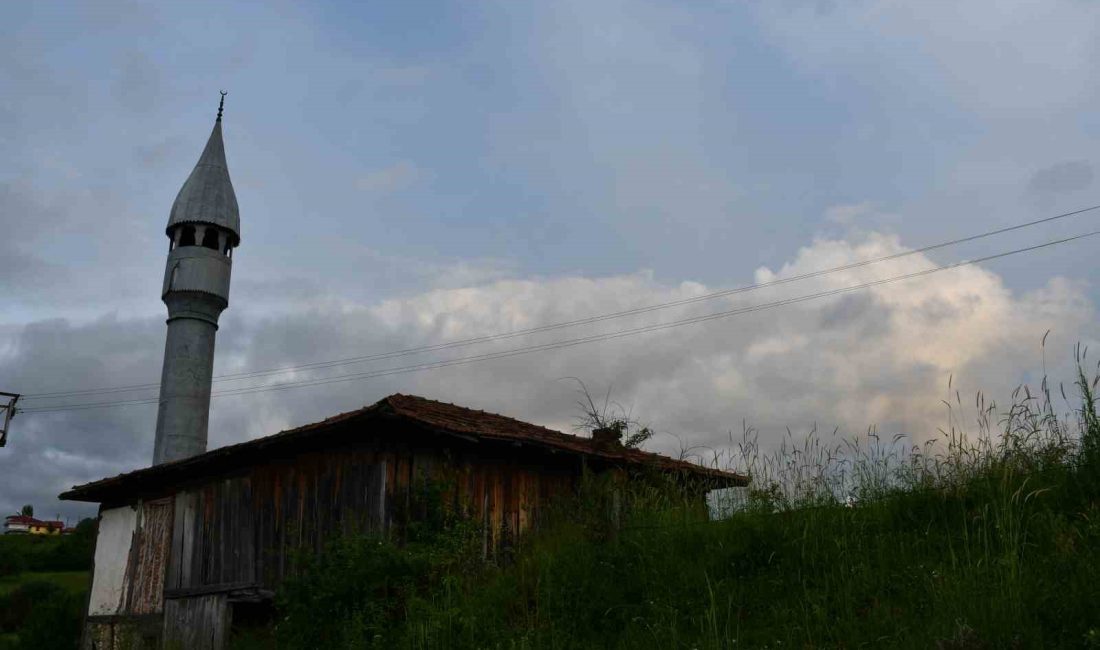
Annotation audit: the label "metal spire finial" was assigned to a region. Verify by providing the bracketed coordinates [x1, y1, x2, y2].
[217, 91, 227, 122]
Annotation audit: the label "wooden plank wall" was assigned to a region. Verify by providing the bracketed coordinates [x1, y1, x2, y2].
[128, 500, 173, 615]
[166, 479, 256, 590]
[251, 448, 386, 585]
[435, 453, 576, 557]
[166, 449, 387, 590]
[163, 595, 229, 650]
[165, 436, 580, 593]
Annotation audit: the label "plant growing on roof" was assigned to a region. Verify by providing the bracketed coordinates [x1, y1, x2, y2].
[567, 378, 654, 450]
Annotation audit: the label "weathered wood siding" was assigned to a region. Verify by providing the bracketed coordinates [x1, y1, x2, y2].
[166, 450, 387, 591]
[166, 480, 256, 590]
[88, 500, 174, 618]
[84, 425, 583, 649]
[164, 432, 578, 593]
[128, 500, 173, 614]
[163, 595, 229, 650]
[84, 501, 172, 649]
[433, 452, 577, 556]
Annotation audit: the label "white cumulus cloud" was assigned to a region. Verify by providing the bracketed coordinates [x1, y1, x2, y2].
[1, 230, 1094, 521]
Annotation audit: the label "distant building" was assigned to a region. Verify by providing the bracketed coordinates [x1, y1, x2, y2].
[3, 514, 65, 535]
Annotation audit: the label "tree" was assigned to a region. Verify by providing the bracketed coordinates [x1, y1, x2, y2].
[20, 504, 32, 518]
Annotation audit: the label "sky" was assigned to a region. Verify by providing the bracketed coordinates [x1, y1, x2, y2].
[1, 0, 1099, 522]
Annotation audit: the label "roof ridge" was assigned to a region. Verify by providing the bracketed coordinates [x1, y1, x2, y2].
[61, 393, 746, 502]
[386, 392, 572, 432]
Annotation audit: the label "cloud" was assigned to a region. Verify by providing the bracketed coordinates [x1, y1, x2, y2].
[755, 1, 1100, 118]
[1028, 161, 1094, 196]
[822, 203, 902, 233]
[111, 50, 163, 114]
[3, 229, 1093, 521]
[0, 180, 71, 296]
[825, 203, 873, 226]
[2, 0, 1098, 527]
[355, 161, 421, 194]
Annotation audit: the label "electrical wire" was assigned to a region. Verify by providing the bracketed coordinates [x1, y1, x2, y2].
[19, 228, 1099, 415]
[20, 203, 1100, 402]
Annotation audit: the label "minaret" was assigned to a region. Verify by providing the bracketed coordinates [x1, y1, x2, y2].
[153, 93, 240, 465]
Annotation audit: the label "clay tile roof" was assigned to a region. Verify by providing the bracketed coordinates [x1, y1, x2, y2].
[380, 395, 741, 480]
[60, 394, 745, 502]
[4, 515, 62, 528]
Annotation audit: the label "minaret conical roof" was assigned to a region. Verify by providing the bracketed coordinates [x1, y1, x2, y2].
[167, 113, 240, 243]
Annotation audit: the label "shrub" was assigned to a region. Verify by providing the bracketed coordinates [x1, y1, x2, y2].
[271, 480, 480, 649]
[0, 518, 95, 578]
[0, 550, 26, 579]
[15, 587, 83, 649]
[0, 580, 85, 649]
[0, 581, 65, 634]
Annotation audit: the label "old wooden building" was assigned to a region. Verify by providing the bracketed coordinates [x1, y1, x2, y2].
[62, 394, 743, 649]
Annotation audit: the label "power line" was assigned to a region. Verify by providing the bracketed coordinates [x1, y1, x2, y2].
[21, 203, 1100, 402]
[19, 228, 1098, 415]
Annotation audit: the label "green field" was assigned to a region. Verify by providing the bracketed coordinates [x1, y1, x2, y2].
[0, 521, 95, 648]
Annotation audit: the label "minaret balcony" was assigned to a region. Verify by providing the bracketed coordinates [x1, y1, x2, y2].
[162, 245, 232, 303]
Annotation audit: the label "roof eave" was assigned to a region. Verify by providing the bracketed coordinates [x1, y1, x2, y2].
[59, 395, 748, 502]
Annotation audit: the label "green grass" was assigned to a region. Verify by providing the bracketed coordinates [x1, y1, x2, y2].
[0, 571, 89, 596]
[235, 350, 1100, 649]
[371, 470, 1100, 649]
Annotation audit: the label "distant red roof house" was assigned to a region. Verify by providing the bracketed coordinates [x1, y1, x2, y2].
[4, 514, 65, 535]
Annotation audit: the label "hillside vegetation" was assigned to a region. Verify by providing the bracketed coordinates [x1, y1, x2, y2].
[0, 520, 94, 649]
[236, 350, 1100, 649]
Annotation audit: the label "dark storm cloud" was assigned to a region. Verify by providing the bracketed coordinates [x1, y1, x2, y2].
[0, 317, 166, 520]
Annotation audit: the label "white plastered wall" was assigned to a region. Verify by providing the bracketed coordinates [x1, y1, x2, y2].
[87, 505, 137, 616]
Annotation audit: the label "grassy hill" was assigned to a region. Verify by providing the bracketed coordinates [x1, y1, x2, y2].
[0, 570, 88, 596]
[0, 522, 94, 649]
[238, 357, 1100, 649]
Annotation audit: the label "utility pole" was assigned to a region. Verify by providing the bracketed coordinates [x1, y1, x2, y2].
[0, 392, 19, 447]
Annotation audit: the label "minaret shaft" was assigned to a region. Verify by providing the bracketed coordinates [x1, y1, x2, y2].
[153, 296, 222, 464]
[152, 100, 240, 466]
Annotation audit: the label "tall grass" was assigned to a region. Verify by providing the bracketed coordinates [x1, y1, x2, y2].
[243, 349, 1100, 649]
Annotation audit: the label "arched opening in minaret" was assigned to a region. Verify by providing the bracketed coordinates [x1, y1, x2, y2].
[179, 226, 196, 248]
[202, 227, 221, 251]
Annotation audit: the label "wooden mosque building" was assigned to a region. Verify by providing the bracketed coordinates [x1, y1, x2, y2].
[61, 99, 743, 649]
[63, 393, 744, 649]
